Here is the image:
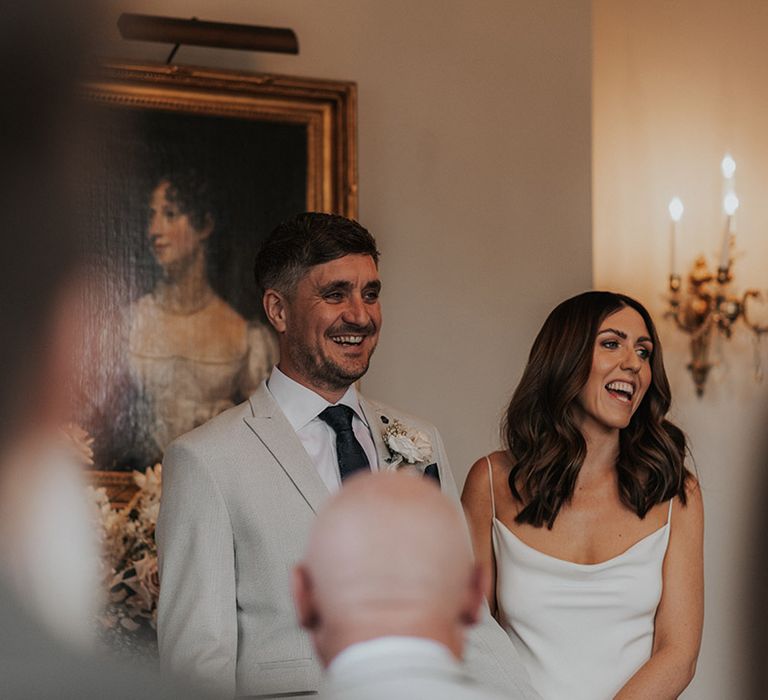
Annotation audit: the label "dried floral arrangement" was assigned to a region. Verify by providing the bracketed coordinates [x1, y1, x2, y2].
[88, 463, 162, 656]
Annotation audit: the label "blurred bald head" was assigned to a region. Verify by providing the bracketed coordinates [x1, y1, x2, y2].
[293, 472, 485, 667]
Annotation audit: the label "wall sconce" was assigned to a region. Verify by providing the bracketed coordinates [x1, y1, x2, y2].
[665, 155, 768, 396]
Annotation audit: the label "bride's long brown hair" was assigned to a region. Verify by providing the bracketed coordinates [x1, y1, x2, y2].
[503, 291, 691, 529]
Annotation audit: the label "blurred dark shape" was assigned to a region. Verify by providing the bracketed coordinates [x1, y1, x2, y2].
[746, 417, 768, 700]
[0, 1, 205, 697]
[0, 0, 87, 446]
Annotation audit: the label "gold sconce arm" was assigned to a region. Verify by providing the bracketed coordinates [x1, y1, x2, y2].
[666, 260, 767, 395]
[742, 290, 768, 335]
[665, 264, 719, 396]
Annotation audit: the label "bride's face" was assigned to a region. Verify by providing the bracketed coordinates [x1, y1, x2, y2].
[147, 181, 211, 269]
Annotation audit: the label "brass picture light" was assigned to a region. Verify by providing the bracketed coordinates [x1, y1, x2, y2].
[117, 13, 299, 62]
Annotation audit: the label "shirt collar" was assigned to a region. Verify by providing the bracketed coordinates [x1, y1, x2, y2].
[328, 636, 455, 678]
[267, 366, 369, 431]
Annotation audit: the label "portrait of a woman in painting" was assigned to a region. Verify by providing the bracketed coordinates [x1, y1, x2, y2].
[82, 161, 285, 471]
[76, 65, 351, 473]
[127, 169, 277, 460]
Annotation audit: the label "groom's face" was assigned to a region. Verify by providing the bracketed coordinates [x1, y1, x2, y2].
[279, 254, 382, 397]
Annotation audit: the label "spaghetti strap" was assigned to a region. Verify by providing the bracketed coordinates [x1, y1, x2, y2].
[485, 455, 496, 520]
[666, 498, 673, 526]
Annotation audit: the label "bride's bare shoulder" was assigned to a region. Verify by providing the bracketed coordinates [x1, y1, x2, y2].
[488, 449, 513, 470]
[463, 450, 513, 499]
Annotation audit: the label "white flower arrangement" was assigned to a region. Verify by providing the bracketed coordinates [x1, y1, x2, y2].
[382, 419, 433, 465]
[88, 463, 162, 643]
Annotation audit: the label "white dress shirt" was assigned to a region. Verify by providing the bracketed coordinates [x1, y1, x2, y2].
[266, 367, 379, 492]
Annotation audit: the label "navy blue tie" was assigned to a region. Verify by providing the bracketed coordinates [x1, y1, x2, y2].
[318, 405, 370, 481]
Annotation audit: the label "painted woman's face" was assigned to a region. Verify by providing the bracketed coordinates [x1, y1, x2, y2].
[575, 306, 653, 437]
[147, 181, 211, 269]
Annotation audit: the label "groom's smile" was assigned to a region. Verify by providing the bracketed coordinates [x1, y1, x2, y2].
[277, 253, 382, 401]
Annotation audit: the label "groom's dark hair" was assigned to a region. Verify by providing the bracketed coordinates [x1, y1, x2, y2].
[254, 212, 380, 295]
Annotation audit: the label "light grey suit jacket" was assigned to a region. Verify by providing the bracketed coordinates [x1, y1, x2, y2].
[157, 383, 538, 699]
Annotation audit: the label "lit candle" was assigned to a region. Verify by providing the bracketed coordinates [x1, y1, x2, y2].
[719, 155, 737, 270]
[668, 197, 683, 277]
[720, 191, 739, 269]
[721, 154, 736, 180]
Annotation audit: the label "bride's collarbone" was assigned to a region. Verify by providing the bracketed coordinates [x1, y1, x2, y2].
[496, 492, 669, 565]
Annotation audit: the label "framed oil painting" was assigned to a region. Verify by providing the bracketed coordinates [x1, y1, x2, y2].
[78, 61, 357, 502]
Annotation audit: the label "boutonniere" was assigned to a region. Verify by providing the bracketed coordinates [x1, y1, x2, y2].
[381, 418, 433, 465]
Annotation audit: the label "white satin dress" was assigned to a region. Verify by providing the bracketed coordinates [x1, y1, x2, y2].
[487, 457, 672, 700]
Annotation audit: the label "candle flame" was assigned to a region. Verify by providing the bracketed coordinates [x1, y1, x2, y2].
[668, 197, 684, 222]
[724, 192, 739, 215]
[721, 154, 736, 179]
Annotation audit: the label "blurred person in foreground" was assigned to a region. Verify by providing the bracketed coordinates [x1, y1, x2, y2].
[0, 0, 101, 652]
[293, 471, 512, 700]
[0, 2, 204, 698]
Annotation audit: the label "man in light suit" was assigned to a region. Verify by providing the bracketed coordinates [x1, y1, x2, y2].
[157, 213, 538, 699]
[294, 471, 511, 700]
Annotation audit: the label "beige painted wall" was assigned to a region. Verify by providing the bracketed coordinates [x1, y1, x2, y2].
[594, 2, 768, 698]
[97, 0, 592, 483]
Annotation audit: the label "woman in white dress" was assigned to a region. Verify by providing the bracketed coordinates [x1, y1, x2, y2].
[127, 171, 277, 456]
[462, 291, 703, 700]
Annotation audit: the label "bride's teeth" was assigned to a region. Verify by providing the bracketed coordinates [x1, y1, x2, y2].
[606, 380, 634, 398]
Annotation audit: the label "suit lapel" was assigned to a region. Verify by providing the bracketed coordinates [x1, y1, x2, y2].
[244, 384, 330, 514]
[358, 395, 403, 471]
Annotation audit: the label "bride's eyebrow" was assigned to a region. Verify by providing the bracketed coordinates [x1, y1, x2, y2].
[597, 328, 653, 344]
[597, 327, 626, 338]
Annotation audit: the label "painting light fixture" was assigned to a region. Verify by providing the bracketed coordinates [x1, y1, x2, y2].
[117, 13, 299, 63]
[665, 154, 768, 396]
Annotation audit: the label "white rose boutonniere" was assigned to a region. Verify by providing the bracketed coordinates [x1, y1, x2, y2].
[382, 419, 433, 465]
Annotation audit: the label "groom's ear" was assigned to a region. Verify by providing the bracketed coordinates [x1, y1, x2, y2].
[263, 289, 288, 333]
[291, 564, 320, 631]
